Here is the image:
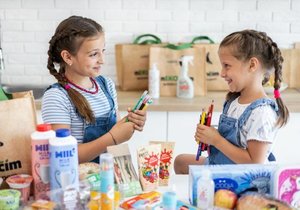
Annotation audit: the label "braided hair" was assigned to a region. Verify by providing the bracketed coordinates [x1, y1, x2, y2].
[219, 29, 289, 127]
[47, 15, 104, 123]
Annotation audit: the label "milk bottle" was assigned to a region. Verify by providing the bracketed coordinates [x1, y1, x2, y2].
[49, 128, 79, 203]
[31, 124, 55, 200]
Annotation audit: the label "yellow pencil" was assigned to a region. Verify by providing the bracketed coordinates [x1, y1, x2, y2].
[200, 109, 206, 125]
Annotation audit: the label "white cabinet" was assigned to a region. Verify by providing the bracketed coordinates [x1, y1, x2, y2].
[120, 111, 167, 170]
[36, 110, 300, 164]
[272, 113, 300, 164]
[126, 110, 300, 165]
[168, 112, 221, 158]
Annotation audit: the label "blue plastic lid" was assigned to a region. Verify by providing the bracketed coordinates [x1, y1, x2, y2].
[163, 191, 177, 207]
[55, 128, 70, 137]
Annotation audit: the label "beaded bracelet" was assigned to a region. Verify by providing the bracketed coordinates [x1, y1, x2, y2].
[108, 131, 117, 145]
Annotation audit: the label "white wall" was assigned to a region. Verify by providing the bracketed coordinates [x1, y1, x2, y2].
[0, 0, 300, 86]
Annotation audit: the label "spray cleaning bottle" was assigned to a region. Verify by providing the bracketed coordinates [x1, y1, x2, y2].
[176, 56, 194, 98]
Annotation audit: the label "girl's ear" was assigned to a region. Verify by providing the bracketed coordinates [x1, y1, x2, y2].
[249, 57, 259, 72]
[60, 50, 73, 66]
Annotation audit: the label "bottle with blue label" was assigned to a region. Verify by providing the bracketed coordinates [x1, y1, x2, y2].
[49, 128, 79, 203]
[100, 153, 114, 210]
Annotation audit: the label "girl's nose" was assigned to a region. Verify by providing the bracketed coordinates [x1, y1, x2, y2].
[220, 68, 226, 78]
[98, 54, 104, 64]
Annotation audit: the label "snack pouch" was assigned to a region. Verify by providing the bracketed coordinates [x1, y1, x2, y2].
[137, 144, 161, 191]
[149, 141, 175, 186]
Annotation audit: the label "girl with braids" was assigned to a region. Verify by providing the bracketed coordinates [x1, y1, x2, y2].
[174, 29, 289, 174]
[42, 16, 147, 163]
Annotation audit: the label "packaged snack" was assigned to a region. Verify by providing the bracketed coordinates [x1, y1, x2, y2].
[79, 162, 100, 181]
[273, 165, 300, 208]
[237, 192, 293, 210]
[149, 141, 175, 186]
[189, 164, 277, 206]
[31, 199, 56, 209]
[137, 144, 161, 191]
[107, 143, 142, 197]
[120, 191, 161, 209]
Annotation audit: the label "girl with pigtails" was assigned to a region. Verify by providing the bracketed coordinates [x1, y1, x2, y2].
[42, 16, 147, 163]
[175, 29, 289, 174]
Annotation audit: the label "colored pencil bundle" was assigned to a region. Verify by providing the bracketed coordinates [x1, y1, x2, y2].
[195, 100, 214, 161]
[133, 90, 153, 111]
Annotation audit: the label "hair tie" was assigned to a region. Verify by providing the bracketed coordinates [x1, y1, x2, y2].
[274, 89, 280, 99]
[64, 84, 71, 90]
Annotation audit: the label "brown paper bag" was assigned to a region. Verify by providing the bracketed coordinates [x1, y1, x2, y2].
[0, 91, 37, 186]
[115, 34, 164, 91]
[191, 36, 228, 91]
[295, 43, 300, 49]
[280, 49, 300, 88]
[149, 44, 206, 96]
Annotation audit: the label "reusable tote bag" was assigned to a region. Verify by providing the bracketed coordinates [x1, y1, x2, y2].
[192, 36, 228, 91]
[0, 90, 37, 185]
[149, 43, 206, 96]
[281, 48, 300, 88]
[115, 34, 163, 91]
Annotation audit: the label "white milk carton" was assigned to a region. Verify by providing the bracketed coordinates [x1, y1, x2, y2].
[31, 124, 55, 200]
[49, 129, 79, 203]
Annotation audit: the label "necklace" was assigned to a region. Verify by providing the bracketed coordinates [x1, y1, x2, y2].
[67, 77, 99, 94]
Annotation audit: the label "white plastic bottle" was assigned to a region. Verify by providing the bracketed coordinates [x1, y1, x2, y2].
[177, 56, 194, 98]
[148, 63, 160, 99]
[31, 124, 55, 200]
[197, 169, 214, 209]
[49, 129, 79, 203]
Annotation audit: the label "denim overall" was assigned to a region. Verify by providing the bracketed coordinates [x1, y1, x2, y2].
[208, 97, 278, 165]
[83, 76, 117, 163]
[48, 76, 117, 163]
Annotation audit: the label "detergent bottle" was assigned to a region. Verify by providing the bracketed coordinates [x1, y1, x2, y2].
[177, 55, 194, 98]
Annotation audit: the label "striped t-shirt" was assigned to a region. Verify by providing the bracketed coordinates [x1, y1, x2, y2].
[41, 76, 118, 143]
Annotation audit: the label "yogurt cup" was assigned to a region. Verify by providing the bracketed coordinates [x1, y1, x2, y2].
[6, 174, 33, 205]
[0, 189, 21, 210]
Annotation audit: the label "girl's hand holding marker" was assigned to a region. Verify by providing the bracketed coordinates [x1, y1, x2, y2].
[195, 100, 214, 161]
[126, 90, 152, 131]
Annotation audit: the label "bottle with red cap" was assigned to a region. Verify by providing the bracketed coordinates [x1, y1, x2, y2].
[31, 124, 55, 200]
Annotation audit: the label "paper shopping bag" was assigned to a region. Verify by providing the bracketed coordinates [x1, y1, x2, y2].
[191, 36, 228, 91]
[149, 43, 206, 96]
[115, 34, 164, 91]
[0, 91, 37, 187]
[280, 49, 300, 88]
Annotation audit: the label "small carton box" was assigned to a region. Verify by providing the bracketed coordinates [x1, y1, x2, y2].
[272, 165, 300, 209]
[189, 164, 277, 206]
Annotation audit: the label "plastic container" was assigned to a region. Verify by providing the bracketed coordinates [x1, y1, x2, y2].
[177, 56, 194, 99]
[162, 191, 177, 210]
[100, 153, 114, 210]
[6, 174, 33, 205]
[148, 63, 160, 99]
[31, 124, 55, 200]
[49, 128, 79, 203]
[196, 169, 214, 209]
[0, 189, 21, 210]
